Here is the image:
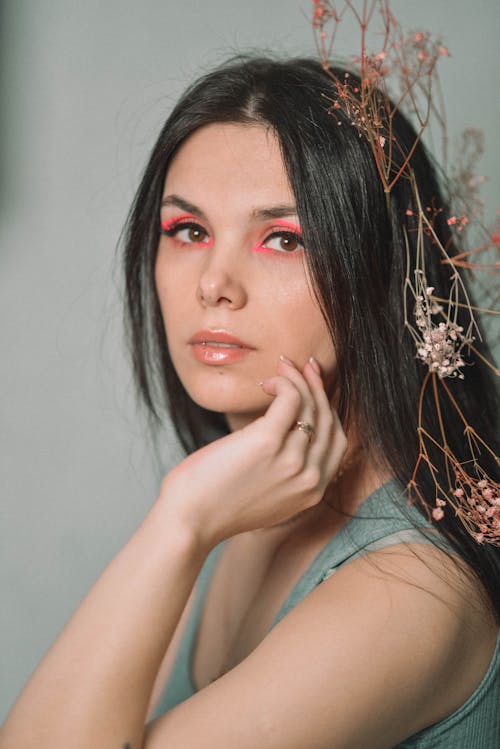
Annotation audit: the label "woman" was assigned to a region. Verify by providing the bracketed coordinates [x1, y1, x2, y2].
[1, 56, 499, 748]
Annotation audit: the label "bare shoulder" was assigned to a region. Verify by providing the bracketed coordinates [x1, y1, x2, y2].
[331, 540, 498, 710]
[268, 539, 498, 739]
[340, 540, 497, 701]
[145, 539, 498, 749]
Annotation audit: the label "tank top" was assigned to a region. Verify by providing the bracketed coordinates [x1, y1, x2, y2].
[153, 480, 500, 747]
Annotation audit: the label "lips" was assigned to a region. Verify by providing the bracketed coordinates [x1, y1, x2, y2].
[189, 330, 253, 347]
[188, 329, 255, 365]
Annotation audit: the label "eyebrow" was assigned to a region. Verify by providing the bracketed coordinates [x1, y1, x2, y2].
[161, 195, 209, 221]
[161, 194, 298, 222]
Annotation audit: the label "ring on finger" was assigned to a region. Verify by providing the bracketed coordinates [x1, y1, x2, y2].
[292, 420, 315, 442]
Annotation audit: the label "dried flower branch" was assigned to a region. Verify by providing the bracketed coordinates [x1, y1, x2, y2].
[409, 372, 500, 546]
[310, 0, 499, 544]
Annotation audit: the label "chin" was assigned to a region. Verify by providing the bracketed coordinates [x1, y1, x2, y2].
[182, 373, 268, 419]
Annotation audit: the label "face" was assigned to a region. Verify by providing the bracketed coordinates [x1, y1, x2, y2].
[155, 123, 336, 429]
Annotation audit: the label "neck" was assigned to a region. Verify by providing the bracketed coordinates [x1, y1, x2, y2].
[225, 411, 393, 542]
[252, 452, 392, 549]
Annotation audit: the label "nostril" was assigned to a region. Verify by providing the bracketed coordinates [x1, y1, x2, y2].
[196, 270, 247, 309]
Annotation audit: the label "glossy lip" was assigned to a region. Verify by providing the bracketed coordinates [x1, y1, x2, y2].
[188, 329, 255, 365]
[189, 329, 254, 347]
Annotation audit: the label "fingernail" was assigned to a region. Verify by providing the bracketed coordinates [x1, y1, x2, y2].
[309, 356, 321, 374]
[279, 354, 295, 366]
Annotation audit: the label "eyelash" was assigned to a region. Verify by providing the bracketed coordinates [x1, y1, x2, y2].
[255, 230, 304, 254]
[160, 220, 211, 245]
[160, 219, 304, 254]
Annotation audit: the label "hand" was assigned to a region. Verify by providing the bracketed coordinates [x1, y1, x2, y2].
[158, 356, 347, 549]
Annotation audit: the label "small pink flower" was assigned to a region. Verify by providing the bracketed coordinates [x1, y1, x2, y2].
[406, 209, 413, 216]
[447, 215, 468, 231]
[432, 507, 444, 521]
[454, 488, 464, 498]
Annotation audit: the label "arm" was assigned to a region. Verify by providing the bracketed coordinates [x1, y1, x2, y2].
[144, 542, 496, 749]
[146, 584, 198, 720]
[0, 498, 207, 749]
[1, 357, 345, 748]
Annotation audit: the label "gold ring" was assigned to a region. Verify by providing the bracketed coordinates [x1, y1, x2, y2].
[293, 420, 315, 441]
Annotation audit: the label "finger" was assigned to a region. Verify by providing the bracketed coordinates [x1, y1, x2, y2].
[260, 375, 304, 439]
[277, 356, 317, 436]
[302, 359, 333, 450]
[278, 356, 316, 452]
[303, 359, 346, 471]
[322, 408, 348, 477]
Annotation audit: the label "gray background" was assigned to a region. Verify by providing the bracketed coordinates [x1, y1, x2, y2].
[1, 0, 498, 721]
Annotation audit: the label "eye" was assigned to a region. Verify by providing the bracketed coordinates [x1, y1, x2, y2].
[161, 219, 211, 246]
[261, 231, 304, 253]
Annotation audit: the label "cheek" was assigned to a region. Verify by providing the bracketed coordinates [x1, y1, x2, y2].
[155, 251, 186, 309]
[272, 291, 336, 371]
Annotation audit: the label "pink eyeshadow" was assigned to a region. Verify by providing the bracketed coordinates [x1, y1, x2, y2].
[160, 213, 197, 231]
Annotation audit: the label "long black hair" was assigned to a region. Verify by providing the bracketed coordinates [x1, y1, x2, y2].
[123, 56, 499, 618]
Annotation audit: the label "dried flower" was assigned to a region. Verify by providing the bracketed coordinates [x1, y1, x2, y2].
[447, 215, 469, 232]
[311, 1, 499, 547]
[413, 281, 469, 379]
[450, 476, 500, 544]
[432, 506, 444, 521]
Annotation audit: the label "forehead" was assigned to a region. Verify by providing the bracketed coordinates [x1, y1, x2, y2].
[163, 123, 294, 210]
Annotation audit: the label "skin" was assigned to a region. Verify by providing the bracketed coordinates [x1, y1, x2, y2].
[155, 122, 337, 431]
[1, 123, 497, 749]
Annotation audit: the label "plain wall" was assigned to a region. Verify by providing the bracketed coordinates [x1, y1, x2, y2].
[1, 0, 499, 720]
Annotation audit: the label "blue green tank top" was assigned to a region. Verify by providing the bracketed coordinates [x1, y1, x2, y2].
[154, 480, 500, 747]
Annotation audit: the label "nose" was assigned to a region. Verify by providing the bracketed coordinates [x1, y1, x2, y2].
[196, 245, 248, 309]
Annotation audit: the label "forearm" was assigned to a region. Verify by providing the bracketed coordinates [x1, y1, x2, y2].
[0, 496, 208, 749]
